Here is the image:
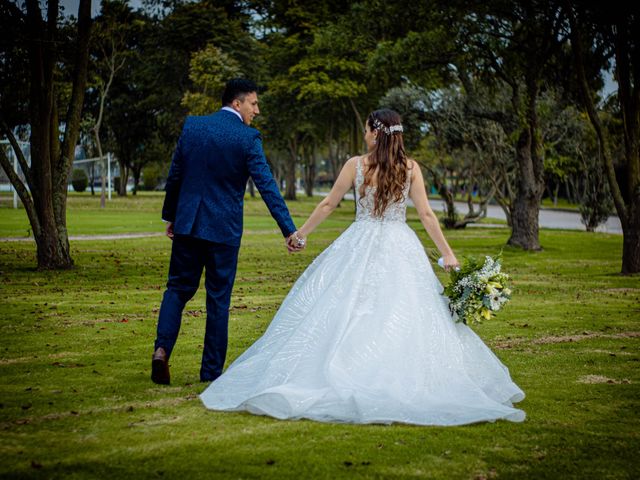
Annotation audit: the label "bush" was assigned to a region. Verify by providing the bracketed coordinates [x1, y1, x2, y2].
[142, 164, 162, 191]
[580, 188, 613, 232]
[113, 176, 120, 193]
[578, 162, 614, 232]
[71, 169, 88, 192]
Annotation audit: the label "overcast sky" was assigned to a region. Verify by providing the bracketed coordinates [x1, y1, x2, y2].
[59, 0, 143, 17]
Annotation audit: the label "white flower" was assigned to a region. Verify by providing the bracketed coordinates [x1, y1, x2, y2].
[489, 295, 502, 310]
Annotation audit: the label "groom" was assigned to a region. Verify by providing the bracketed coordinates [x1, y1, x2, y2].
[152, 78, 303, 385]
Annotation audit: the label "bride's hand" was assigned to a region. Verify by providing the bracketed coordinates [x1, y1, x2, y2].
[442, 254, 459, 272]
[286, 231, 306, 253]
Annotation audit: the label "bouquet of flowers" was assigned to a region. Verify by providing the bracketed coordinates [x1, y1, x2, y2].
[438, 255, 512, 325]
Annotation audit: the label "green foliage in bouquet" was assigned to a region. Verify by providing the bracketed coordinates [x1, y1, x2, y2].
[442, 255, 512, 324]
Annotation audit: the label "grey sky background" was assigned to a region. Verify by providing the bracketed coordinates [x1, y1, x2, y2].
[59, 0, 143, 17]
[58, 0, 618, 98]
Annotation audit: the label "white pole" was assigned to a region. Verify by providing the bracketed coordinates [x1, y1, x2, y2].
[107, 152, 112, 200]
[12, 149, 18, 209]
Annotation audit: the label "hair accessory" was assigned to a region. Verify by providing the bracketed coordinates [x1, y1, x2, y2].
[372, 118, 403, 135]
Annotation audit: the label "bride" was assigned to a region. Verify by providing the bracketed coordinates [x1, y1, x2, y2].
[200, 109, 525, 425]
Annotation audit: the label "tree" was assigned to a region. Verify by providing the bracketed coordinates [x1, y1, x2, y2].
[119, 0, 265, 196]
[255, 0, 366, 200]
[89, 0, 130, 202]
[455, 0, 569, 251]
[378, 81, 429, 151]
[285, 29, 370, 197]
[537, 95, 613, 231]
[568, 2, 640, 273]
[0, 1, 30, 130]
[0, 0, 91, 269]
[416, 86, 504, 228]
[181, 44, 243, 115]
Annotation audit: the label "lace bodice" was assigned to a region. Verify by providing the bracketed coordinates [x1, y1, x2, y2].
[354, 157, 411, 223]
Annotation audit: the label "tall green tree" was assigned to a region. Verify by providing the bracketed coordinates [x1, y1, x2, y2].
[0, 1, 29, 130]
[568, 2, 639, 273]
[88, 0, 134, 201]
[122, 0, 265, 193]
[181, 44, 243, 115]
[256, 0, 361, 199]
[455, 0, 569, 251]
[0, 0, 91, 269]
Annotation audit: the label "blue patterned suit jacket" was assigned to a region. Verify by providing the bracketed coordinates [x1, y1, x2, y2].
[161, 110, 296, 247]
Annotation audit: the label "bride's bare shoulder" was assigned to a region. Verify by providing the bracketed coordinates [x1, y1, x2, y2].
[407, 158, 418, 175]
[344, 155, 363, 169]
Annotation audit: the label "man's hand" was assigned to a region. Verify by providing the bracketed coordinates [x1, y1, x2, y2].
[166, 222, 175, 240]
[286, 231, 306, 253]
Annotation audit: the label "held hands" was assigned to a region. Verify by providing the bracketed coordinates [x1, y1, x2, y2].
[286, 231, 306, 253]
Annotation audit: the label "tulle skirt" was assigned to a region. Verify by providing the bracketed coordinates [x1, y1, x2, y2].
[200, 219, 525, 425]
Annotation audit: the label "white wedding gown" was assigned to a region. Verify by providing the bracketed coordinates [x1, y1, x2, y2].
[201, 160, 525, 425]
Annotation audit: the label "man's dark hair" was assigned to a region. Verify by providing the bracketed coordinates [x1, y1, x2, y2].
[221, 78, 258, 106]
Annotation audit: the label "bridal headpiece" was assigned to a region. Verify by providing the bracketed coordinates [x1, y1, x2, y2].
[373, 118, 403, 135]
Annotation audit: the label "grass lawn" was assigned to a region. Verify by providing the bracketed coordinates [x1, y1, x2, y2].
[0, 193, 638, 479]
[0, 190, 507, 238]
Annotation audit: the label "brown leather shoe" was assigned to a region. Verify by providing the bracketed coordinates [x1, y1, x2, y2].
[151, 347, 170, 385]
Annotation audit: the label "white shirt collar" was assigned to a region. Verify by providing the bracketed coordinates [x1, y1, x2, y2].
[221, 106, 243, 122]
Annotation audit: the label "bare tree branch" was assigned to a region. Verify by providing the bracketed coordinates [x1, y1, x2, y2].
[58, 0, 92, 188]
[0, 116, 33, 189]
[0, 145, 41, 237]
[569, 7, 627, 223]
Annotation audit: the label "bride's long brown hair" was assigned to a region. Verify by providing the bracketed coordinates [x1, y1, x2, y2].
[360, 109, 409, 217]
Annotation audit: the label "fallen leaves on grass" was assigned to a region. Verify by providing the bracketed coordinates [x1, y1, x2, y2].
[493, 331, 640, 349]
[577, 375, 631, 384]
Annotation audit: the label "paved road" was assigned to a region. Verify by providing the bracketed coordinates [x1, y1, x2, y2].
[334, 192, 622, 234]
[0, 232, 164, 242]
[428, 200, 622, 235]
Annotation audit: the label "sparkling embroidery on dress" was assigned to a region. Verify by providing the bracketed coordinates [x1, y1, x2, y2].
[355, 157, 411, 223]
[200, 156, 526, 426]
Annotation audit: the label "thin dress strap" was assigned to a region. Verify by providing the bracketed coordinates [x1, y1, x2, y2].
[355, 156, 364, 190]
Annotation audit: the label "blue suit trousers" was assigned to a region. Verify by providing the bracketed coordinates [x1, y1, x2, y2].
[154, 235, 239, 381]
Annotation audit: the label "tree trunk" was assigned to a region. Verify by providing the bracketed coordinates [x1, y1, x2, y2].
[304, 162, 316, 197]
[419, 161, 458, 228]
[132, 165, 141, 195]
[509, 189, 541, 249]
[439, 176, 458, 229]
[508, 74, 544, 251]
[621, 201, 640, 274]
[303, 142, 316, 197]
[10, 0, 92, 269]
[507, 128, 542, 250]
[569, 6, 639, 273]
[89, 162, 95, 195]
[117, 158, 128, 195]
[285, 160, 296, 199]
[97, 135, 106, 208]
[285, 136, 297, 200]
[35, 221, 73, 269]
